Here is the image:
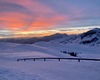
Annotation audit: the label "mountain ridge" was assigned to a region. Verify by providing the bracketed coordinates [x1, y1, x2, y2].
[0, 33, 67, 44]
[0, 28, 100, 46]
[51, 28, 100, 46]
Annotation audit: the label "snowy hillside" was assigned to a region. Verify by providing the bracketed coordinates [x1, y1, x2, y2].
[0, 42, 66, 60]
[35, 41, 100, 58]
[0, 41, 100, 59]
[50, 28, 100, 46]
[0, 42, 100, 80]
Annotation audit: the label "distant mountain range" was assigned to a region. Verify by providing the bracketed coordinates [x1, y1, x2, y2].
[0, 33, 67, 44]
[50, 28, 100, 46]
[0, 28, 100, 46]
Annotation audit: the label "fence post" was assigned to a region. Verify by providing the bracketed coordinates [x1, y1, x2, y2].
[58, 58, 60, 61]
[78, 59, 80, 62]
[24, 59, 26, 61]
[33, 59, 35, 61]
[44, 58, 46, 61]
[17, 59, 19, 61]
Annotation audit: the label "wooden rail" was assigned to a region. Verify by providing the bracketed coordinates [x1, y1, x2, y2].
[17, 57, 100, 62]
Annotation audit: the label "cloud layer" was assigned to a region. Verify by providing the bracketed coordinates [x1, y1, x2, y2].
[0, 0, 69, 31]
[0, 0, 100, 37]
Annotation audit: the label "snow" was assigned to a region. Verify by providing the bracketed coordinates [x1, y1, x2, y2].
[0, 59, 100, 80]
[49, 28, 100, 46]
[35, 42, 100, 57]
[0, 42, 100, 80]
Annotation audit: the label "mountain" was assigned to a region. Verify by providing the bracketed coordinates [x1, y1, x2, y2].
[80, 28, 100, 45]
[0, 33, 67, 44]
[0, 28, 100, 46]
[50, 28, 100, 46]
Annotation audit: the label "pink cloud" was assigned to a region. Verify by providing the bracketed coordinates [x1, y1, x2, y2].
[0, 0, 69, 31]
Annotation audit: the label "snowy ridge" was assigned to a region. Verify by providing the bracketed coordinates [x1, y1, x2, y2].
[50, 28, 100, 46]
[0, 33, 67, 44]
[0, 28, 100, 46]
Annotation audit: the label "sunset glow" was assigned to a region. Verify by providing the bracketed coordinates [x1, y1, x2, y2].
[0, 0, 100, 38]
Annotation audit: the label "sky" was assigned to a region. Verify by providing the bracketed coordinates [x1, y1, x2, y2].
[0, 0, 100, 38]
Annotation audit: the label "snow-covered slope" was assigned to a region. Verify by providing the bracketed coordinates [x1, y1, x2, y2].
[50, 28, 100, 46]
[0, 39, 100, 60]
[1, 59, 100, 80]
[0, 42, 100, 80]
[0, 41, 100, 80]
[0, 42, 67, 60]
[35, 41, 100, 58]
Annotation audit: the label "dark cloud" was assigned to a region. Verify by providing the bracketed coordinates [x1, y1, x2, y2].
[0, 1, 30, 14]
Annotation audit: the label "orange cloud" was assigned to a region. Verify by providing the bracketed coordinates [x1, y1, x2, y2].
[0, 12, 31, 30]
[26, 15, 68, 31]
[0, 12, 68, 31]
[0, 0, 69, 32]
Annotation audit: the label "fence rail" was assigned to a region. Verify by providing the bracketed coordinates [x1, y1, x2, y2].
[17, 57, 100, 62]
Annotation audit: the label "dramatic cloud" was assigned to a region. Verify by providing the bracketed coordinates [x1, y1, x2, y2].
[0, 0, 100, 38]
[0, 0, 69, 31]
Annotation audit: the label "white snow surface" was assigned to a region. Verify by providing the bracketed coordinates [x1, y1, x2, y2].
[0, 42, 100, 80]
